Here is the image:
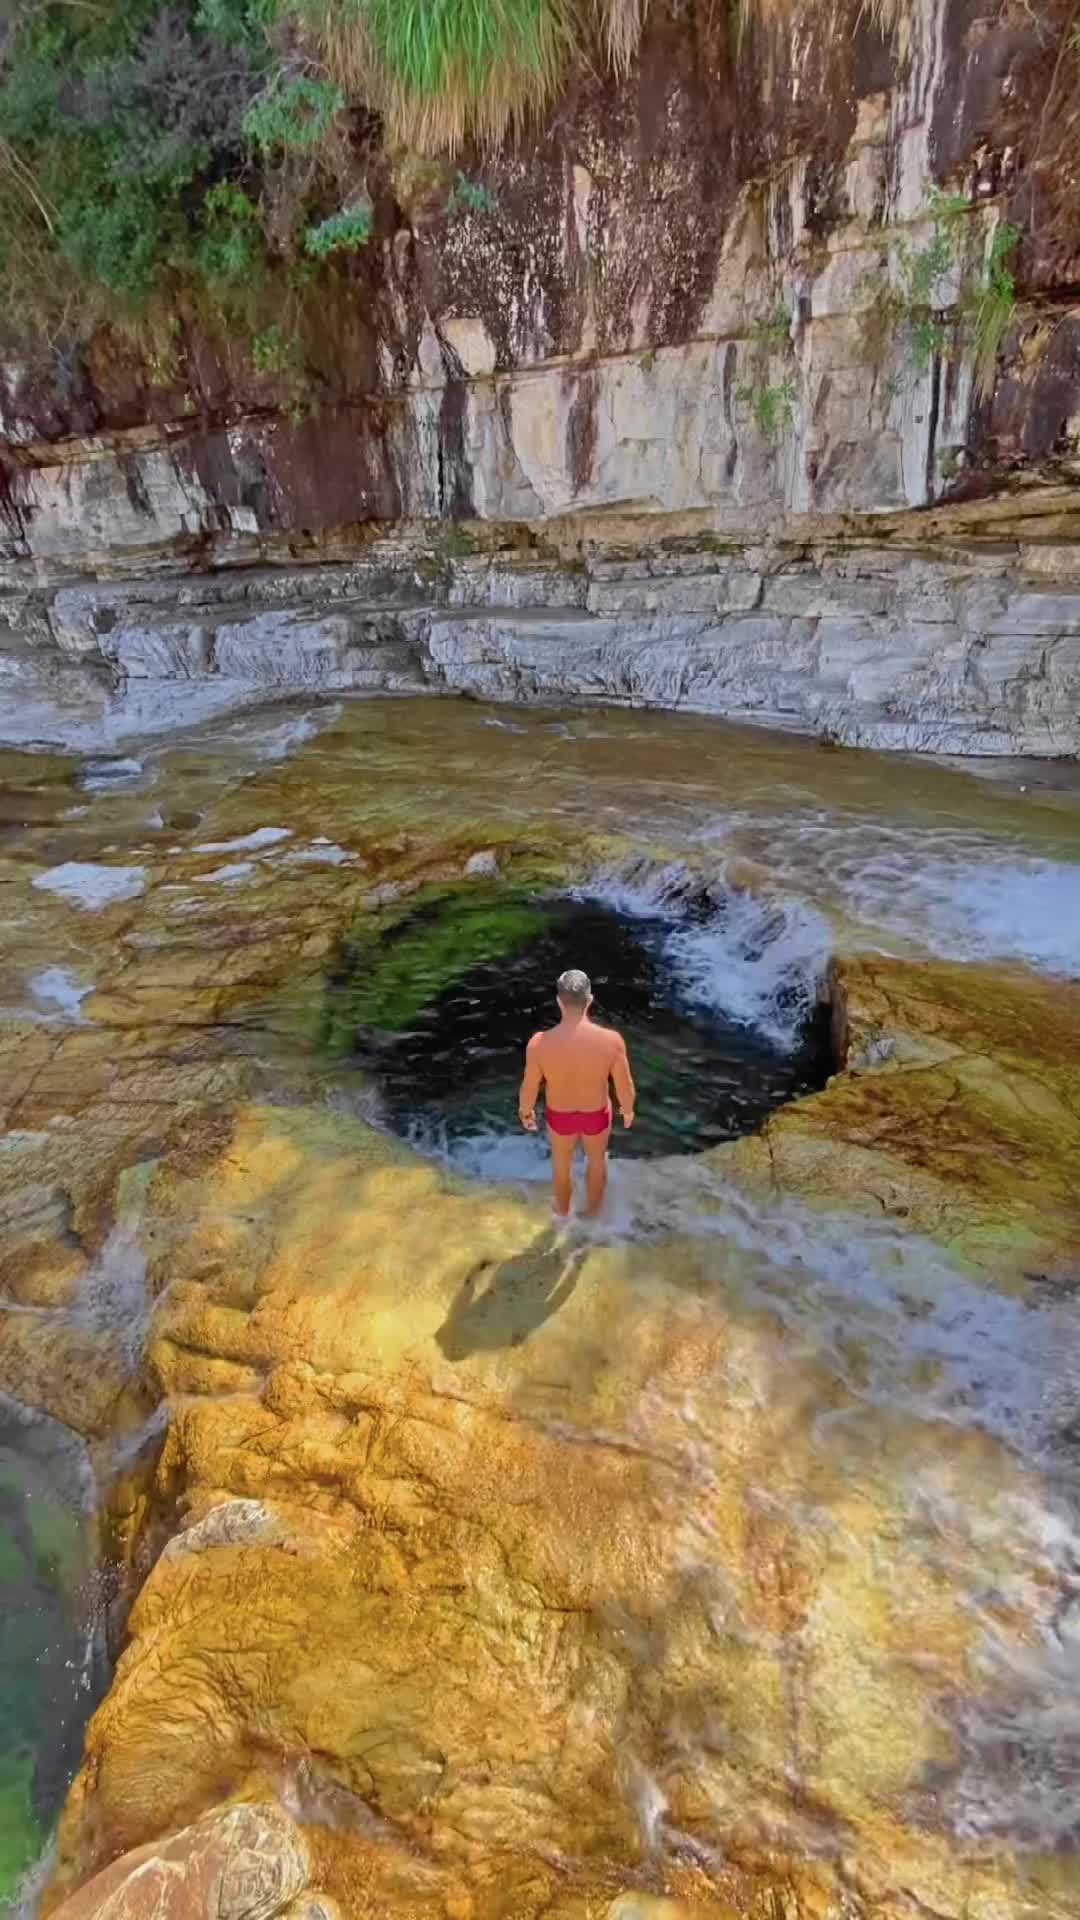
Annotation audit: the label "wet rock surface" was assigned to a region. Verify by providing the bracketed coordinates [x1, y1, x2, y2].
[0, 699, 1077, 1920]
[1, 1, 1077, 550]
[46, 1803, 311, 1920]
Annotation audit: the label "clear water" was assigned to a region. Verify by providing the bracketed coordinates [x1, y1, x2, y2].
[0, 1405, 99, 1906]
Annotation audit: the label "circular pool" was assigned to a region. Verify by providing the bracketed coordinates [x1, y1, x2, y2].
[322, 881, 833, 1160]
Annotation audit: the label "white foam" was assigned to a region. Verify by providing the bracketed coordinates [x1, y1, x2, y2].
[415, 1123, 551, 1185]
[194, 826, 291, 854]
[32, 862, 146, 910]
[871, 854, 1080, 977]
[196, 861, 255, 884]
[698, 811, 1080, 980]
[72, 1224, 149, 1375]
[575, 862, 830, 1050]
[29, 967, 91, 1021]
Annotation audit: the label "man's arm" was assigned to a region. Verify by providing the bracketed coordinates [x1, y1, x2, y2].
[611, 1034, 635, 1129]
[519, 1033, 544, 1132]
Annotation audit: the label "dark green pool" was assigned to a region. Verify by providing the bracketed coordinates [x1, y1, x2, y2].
[323, 887, 832, 1159]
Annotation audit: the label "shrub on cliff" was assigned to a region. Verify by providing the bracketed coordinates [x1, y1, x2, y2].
[0, 0, 369, 345]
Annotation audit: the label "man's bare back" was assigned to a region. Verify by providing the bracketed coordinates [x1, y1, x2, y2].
[519, 967, 635, 1221]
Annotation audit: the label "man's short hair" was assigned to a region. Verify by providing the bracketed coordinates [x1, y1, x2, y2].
[557, 968, 591, 1007]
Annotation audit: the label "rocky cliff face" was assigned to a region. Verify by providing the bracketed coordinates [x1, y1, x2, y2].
[2, 0, 1079, 754]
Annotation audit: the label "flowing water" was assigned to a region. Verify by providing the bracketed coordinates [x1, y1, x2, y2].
[2, 695, 1080, 1907]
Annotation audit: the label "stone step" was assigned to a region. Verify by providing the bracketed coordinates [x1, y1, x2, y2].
[446, 557, 587, 611]
[91, 602, 423, 687]
[48, 554, 587, 659]
[586, 571, 764, 616]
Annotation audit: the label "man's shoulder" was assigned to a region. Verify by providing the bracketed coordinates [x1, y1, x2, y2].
[590, 1022, 625, 1050]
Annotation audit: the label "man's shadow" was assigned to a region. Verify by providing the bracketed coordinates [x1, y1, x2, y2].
[436, 1229, 584, 1359]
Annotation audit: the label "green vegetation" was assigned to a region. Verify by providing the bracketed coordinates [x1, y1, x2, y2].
[242, 73, 343, 150]
[752, 302, 791, 351]
[862, 190, 1020, 398]
[964, 218, 1020, 400]
[737, 375, 797, 439]
[0, 1478, 84, 1903]
[251, 322, 297, 372]
[0, 0, 367, 349]
[0, 1747, 41, 1899]
[0, 0, 907, 358]
[316, 0, 573, 150]
[446, 169, 495, 216]
[303, 202, 373, 254]
[321, 886, 545, 1050]
[892, 188, 969, 369]
[738, 298, 797, 442]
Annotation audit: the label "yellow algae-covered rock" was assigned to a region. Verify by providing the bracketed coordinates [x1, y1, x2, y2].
[726, 955, 1080, 1284]
[48, 1102, 1075, 1920]
[3, 704, 1078, 1920]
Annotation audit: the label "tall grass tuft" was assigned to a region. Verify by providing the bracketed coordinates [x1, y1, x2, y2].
[314, 0, 573, 151]
[966, 220, 1019, 400]
[600, 0, 646, 73]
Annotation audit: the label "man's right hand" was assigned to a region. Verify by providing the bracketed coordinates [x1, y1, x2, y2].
[520, 1108, 538, 1133]
[621, 1108, 634, 1130]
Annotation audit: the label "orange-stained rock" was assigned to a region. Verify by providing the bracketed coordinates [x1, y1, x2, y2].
[4, 706, 1079, 1920]
[46, 1803, 310, 1920]
[45, 1096, 1078, 1920]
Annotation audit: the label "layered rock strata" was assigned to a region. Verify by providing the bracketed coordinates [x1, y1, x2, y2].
[2, 0, 1080, 756]
[5, 501, 1080, 753]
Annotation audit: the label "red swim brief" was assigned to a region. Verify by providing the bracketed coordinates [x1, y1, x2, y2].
[546, 1105, 612, 1137]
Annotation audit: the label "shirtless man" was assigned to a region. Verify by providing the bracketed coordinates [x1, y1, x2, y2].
[519, 968, 635, 1220]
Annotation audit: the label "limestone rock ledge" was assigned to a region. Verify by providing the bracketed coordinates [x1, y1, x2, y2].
[2, 0, 1080, 759]
[5, 494, 1080, 755]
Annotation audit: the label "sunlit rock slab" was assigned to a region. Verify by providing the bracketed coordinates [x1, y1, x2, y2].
[36, 1100, 1078, 1920]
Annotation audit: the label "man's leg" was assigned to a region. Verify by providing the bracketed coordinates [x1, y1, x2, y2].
[582, 1126, 611, 1218]
[547, 1129, 576, 1219]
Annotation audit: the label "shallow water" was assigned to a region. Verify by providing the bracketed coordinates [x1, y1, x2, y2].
[0, 1402, 99, 1907]
[2, 695, 1080, 1905]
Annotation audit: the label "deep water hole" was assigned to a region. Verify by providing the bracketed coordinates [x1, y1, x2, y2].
[322, 883, 833, 1159]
